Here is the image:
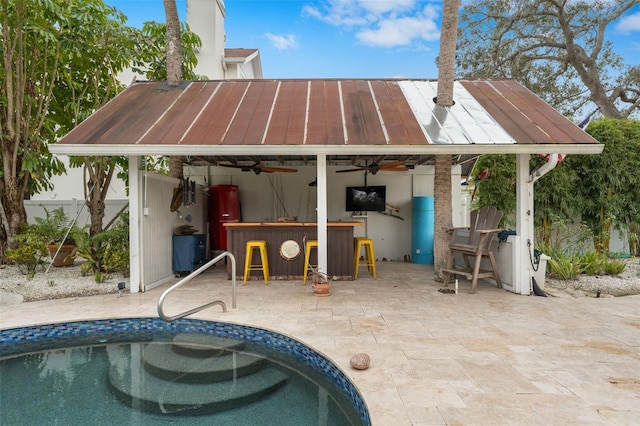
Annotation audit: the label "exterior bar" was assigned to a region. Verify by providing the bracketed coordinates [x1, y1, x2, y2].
[224, 222, 363, 280]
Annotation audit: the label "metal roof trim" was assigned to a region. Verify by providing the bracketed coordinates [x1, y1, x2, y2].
[49, 143, 603, 157]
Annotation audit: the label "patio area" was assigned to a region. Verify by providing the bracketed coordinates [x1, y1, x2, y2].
[1, 261, 639, 425]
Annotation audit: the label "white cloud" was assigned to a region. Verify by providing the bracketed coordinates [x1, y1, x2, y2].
[357, 0, 417, 16]
[303, 1, 441, 48]
[616, 12, 640, 33]
[302, 2, 369, 27]
[356, 5, 440, 47]
[264, 33, 298, 50]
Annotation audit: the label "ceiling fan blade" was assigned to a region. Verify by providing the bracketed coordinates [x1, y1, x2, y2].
[336, 167, 367, 173]
[260, 166, 298, 173]
[378, 161, 407, 170]
[383, 166, 409, 172]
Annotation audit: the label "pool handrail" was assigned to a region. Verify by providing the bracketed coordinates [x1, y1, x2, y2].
[157, 251, 236, 321]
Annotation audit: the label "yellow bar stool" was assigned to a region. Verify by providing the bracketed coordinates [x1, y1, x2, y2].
[243, 240, 269, 285]
[302, 240, 318, 285]
[353, 237, 377, 279]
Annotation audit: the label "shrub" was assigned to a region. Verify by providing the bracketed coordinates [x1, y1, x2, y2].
[100, 212, 129, 276]
[75, 212, 129, 280]
[603, 258, 626, 275]
[5, 232, 48, 277]
[546, 248, 627, 280]
[548, 253, 581, 280]
[579, 250, 607, 275]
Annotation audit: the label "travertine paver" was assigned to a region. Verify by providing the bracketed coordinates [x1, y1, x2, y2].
[1, 261, 639, 425]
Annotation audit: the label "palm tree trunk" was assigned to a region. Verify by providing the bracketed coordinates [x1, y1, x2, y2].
[433, 0, 460, 280]
[164, 0, 183, 179]
[164, 0, 181, 87]
[434, 155, 453, 281]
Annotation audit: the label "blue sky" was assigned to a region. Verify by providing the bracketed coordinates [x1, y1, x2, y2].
[107, 1, 640, 79]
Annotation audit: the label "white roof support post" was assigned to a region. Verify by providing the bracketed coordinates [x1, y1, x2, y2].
[515, 153, 533, 295]
[316, 154, 328, 275]
[128, 155, 142, 293]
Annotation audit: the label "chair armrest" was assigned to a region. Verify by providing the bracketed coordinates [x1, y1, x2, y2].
[446, 226, 469, 234]
[477, 229, 501, 234]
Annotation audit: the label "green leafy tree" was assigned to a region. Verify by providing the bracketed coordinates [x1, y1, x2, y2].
[134, 20, 203, 81]
[457, 0, 639, 119]
[1, 0, 136, 258]
[471, 154, 579, 245]
[532, 159, 580, 250]
[473, 119, 640, 255]
[0, 0, 202, 263]
[469, 154, 516, 223]
[567, 118, 640, 252]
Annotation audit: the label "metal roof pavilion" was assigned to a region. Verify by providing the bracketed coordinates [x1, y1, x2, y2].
[51, 78, 602, 166]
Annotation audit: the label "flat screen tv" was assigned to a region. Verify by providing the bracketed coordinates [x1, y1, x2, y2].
[345, 186, 386, 212]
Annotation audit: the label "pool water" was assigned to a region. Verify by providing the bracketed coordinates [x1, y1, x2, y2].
[0, 318, 369, 425]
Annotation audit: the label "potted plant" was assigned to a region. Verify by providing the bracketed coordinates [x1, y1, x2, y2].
[33, 207, 86, 267]
[48, 236, 78, 267]
[307, 265, 331, 296]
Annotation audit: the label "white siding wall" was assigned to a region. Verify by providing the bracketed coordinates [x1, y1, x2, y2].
[140, 173, 207, 290]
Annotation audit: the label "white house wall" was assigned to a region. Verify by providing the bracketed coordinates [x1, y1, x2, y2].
[24, 199, 128, 233]
[30, 157, 127, 202]
[187, 0, 226, 79]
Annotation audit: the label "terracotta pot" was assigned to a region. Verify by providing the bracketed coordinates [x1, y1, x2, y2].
[48, 244, 76, 267]
[312, 282, 331, 296]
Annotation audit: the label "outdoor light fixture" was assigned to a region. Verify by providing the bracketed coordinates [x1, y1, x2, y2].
[118, 282, 126, 297]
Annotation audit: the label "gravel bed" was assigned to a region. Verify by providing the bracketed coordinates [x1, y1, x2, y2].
[544, 257, 640, 297]
[1, 258, 638, 303]
[0, 261, 129, 303]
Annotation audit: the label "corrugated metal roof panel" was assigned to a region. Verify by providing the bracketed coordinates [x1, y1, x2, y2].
[306, 80, 346, 145]
[265, 80, 308, 145]
[143, 82, 218, 145]
[54, 79, 600, 155]
[458, 79, 592, 144]
[341, 80, 386, 145]
[398, 81, 515, 145]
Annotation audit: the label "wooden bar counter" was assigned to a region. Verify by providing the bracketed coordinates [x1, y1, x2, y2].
[224, 222, 363, 280]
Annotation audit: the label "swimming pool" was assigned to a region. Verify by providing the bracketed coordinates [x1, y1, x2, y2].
[0, 318, 370, 425]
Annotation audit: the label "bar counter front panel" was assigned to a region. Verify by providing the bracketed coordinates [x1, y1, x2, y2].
[224, 222, 363, 280]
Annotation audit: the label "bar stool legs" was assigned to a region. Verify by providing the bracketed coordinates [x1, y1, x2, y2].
[243, 240, 269, 285]
[354, 237, 377, 279]
[302, 240, 318, 285]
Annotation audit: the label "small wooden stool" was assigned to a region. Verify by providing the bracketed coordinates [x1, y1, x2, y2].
[243, 240, 269, 285]
[302, 240, 318, 285]
[353, 237, 377, 279]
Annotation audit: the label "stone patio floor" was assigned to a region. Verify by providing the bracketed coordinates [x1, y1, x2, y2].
[1, 261, 639, 425]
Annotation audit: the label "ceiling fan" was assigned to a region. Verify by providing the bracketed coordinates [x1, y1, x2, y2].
[336, 160, 408, 174]
[218, 162, 298, 175]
